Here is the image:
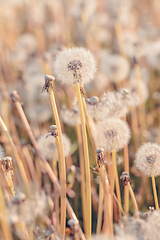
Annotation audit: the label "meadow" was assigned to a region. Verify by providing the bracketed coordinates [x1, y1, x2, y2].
[0, 0, 160, 239]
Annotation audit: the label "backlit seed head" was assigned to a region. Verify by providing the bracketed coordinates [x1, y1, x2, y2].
[53, 47, 96, 85]
[135, 142, 160, 177]
[95, 118, 131, 152]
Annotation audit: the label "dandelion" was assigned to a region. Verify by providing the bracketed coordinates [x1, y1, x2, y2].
[101, 54, 130, 83]
[95, 118, 131, 152]
[53, 47, 96, 85]
[135, 142, 160, 209]
[135, 142, 160, 177]
[37, 133, 71, 162]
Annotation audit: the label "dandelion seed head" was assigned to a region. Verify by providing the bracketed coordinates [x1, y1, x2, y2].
[101, 54, 130, 83]
[100, 92, 128, 119]
[38, 133, 71, 161]
[135, 142, 160, 177]
[95, 118, 131, 152]
[53, 47, 96, 85]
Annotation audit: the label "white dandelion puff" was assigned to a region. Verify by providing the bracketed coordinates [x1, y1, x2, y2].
[101, 54, 130, 83]
[53, 47, 96, 85]
[95, 118, 131, 152]
[134, 142, 160, 177]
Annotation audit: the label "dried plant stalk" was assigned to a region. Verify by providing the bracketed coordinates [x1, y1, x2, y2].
[76, 82, 92, 238]
[76, 123, 87, 233]
[48, 87, 66, 238]
[0, 116, 30, 193]
[151, 175, 159, 210]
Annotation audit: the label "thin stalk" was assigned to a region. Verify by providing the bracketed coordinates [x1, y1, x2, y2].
[82, 98, 97, 161]
[52, 158, 60, 232]
[48, 87, 66, 238]
[76, 82, 91, 238]
[96, 181, 103, 234]
[0, 116, 30, 193]
[0, 184, 13, 240]
[98, 166, 113, 236]
[151, 175, 159, 210]
[76, 123, 87, 233]
[107, 152, 114, 220]
[112, 150, 122, 219]
[123, 116, 130, 215]
[128, 182, 139, 219]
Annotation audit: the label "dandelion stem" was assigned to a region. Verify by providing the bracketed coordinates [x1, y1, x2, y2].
[127, 182, 139, 219]
[151, 175, 159, 210]
[76, 123, 87, 234]
[0, 116, 30, 194]
[112, 150, 122, 219]
[48, 87, 66, 239]
[76, 82, 91, 238]
[0, 184, 13, 240]
[96, 181, 103, 234]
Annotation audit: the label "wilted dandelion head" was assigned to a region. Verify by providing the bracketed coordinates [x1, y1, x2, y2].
[101, 54, 130, 83]
[38, 133, 71, 161]
[95, 118, 131, 152]
[0, 145, 5, 159]
[135, 142, 160, 177]
[53, 47, 96, 85]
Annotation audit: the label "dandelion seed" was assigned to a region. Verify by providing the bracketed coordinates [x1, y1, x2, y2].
[101, 54, 130, 83]
[95, 118, 131, 152]
[134, 142, 160, 177]
[53, 47, 96, 85]
[37, 133, 71, 161]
